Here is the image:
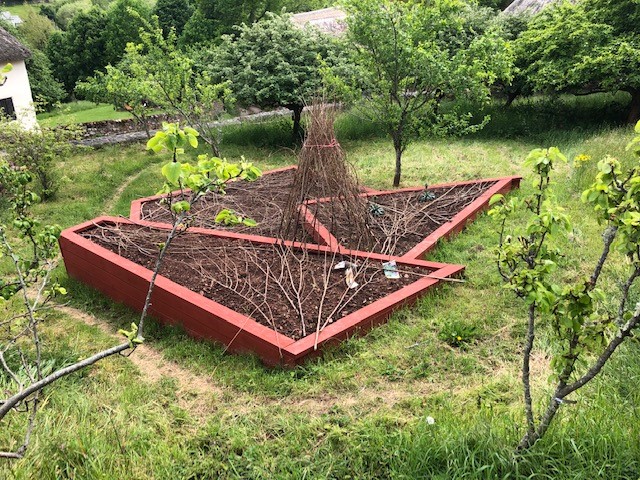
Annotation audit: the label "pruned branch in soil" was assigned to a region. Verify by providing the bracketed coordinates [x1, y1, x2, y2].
[279, 98, 372, 248]
[318, 182, 492, 256]
[83, 224, 425, 343]
[140, 169, 300, 240]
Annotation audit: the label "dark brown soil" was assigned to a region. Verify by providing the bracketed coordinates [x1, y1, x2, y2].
[140, 168, 299, 239]
[82, 224, 433, 340]
[311, 181, 496, 256]
[139, 168, 371, 242]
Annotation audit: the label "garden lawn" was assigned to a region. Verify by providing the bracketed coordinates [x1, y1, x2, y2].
[37, 101, 141, 128]
[1, 97, 639, 479]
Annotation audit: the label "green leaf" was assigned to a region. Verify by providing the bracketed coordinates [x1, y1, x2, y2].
[171, 200, 191, 214]
[162, 161, 182, 185]
[489, 194, 504, 206]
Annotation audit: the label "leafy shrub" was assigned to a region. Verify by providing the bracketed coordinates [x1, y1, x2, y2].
[0, 120, 84, 199]
[25, 50, 66, 112]
[438, 320, 478, 348]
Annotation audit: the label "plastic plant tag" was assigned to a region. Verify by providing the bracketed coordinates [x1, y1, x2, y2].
[345, 267, 359, 289]
[334, 260, 358, 270]
[382, 260, 400, 279]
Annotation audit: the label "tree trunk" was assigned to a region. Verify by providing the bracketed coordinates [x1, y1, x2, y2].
[521, 304, 536, 442]
[393, 141, 402, 187]
[291, 105, 304, 143]
[505, 89, 520, 108]
[517, 395, 562, 451]
[627, 89, 640, 124]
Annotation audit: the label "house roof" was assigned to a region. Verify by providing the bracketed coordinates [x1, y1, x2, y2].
[503, 0, 562, 15]
[0, 26, 31, 63]
[291, 7, 347, 35]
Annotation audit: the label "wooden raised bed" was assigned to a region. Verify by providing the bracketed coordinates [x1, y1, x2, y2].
[60, 217, 464, 366]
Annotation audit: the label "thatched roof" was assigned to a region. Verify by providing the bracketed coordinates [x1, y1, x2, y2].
[0, 26, 30, 63]
[503, 0, 561, 15]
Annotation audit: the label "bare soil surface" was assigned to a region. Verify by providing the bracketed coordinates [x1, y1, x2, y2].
[312, 181, 496, 256]
[140, 173, 496, 256]
[139, 168, 369, 242]
[81, 224, 433, 340]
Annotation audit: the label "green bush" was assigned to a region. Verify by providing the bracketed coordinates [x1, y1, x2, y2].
[0, 120, 83, 199]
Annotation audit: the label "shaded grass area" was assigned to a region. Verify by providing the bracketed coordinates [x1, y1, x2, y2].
[2, 95, 640, 478]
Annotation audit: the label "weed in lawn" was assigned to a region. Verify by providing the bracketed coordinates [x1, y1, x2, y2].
[438, 319, 479, 348]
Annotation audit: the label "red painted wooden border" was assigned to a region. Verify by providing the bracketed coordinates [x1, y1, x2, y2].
[60, 217, 464, 366]
[300, 176, 522, 260]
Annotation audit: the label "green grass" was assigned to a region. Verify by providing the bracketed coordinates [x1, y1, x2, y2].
[1, 3, 39, 18]
[2, 94, 640, 478]
[37, 101, 140, 128]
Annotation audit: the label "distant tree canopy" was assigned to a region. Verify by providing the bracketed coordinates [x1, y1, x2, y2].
[477, 0, 515, 10]
[16, 10, 55, 51]
[26, 50, 66, 111]
[47, 8, 108, 93]
[104, 0, 151, 65]
[181, 0, 282, 44]
[515, 0, 640, 122]
[179, 0, 333, 45]
[207, 13, 328, 139]
[153, 0, 194, 37]
[46, 0, 155, 96]
[50, 0, 93, 30]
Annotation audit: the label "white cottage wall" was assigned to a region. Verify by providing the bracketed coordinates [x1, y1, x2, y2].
[0, 59, 38, 130]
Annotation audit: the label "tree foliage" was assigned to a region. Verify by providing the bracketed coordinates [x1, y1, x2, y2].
[515, 0, 640, 122]
[87, 19, 234, 155]
[104, 0, 151, 65]
[490, 122, 640, 450]
[76, 56, 156, 137]
[208, 13, 328, 139]
[50, 0, 93, 30]
[153, 0, 194, 37]
[181, 0, 281, 44]
[47, 8, 108, 94]
[0, 64, 11, 86]
[16, 10, 56, 51]
[0, 119, 83, 199]
[0, 160, 67, 459]
[340, 0, 512, 187]
[25, 50, 66, 112]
